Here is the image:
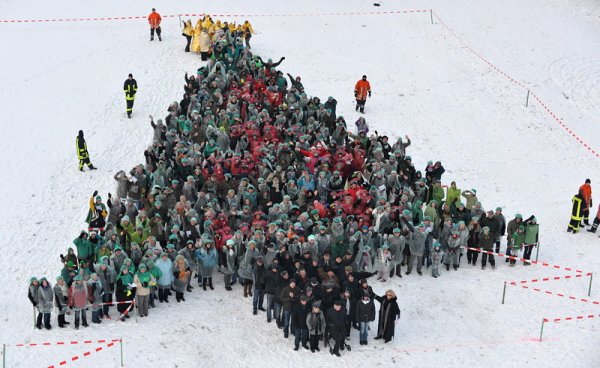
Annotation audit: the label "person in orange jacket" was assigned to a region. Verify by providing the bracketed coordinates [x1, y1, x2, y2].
[354, 75, 371, 113]
[148, 8, 162, 41]
[579, 179, 592, 226]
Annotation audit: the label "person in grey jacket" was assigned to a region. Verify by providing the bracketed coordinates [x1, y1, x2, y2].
[37, 277, 54, 330]
[113, 170, 130, 200]
[28, 277, 42, 329]
[53, 276, 70, 327]
[406, 223, 430, 275]
[306, 300, 326, 352]
[95, 261, 116, 318]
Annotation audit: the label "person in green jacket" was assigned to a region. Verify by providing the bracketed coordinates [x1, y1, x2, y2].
[146, 259, 162, 308]
[431, 181, 444, 205]
[424, 201, 440, 229]
[446, 181, 461, 208]
[461, 189, 478, 211]
[73, 230, 93, 263]
[509, 225, 525, 267]
[523, 216, 539, 265]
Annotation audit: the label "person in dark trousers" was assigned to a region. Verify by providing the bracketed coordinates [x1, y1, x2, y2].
[124, 74, 138, 118]
[148, 8, 162, 41]
[373, 289, 400, 343]
[568, 189, 584, 233]
[76, 130, 96, 171]
[354, 75, 371, 113]
[306, 300, 326, 353]
[326, 300, 347, 357]
[291, 295, 310, 351]
[579, 179, 592, 226]
[252, 257, 267, 315]
[588, 203, 600, 233]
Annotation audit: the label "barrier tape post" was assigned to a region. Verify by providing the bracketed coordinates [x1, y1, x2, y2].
[3, 343, 6, 368]
[120, 338, 124, 367]
[539, 318, 546, 342]
[430, 9, 433, 24]
[501, 281, 507, 304]
[535, 241, 540, 262]
[32, 306, 36, 330]
[525, 89, 530, 107]
[588, 273, 593, 297]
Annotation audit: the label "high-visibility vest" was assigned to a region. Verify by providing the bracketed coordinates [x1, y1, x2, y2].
[76, 137, 88, 159]
[571, 195, 583, 221]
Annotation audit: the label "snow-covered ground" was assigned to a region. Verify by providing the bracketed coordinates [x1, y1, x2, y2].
[1, 0, 599, 366]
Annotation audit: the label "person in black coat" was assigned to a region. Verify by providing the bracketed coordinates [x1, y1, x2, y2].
[264, 264, 280, 323]
[291, 295, 310, 351]
[76, 130, 96, 171]
[374, 289, 400, 343]
[326, 300, 347, 357]
[123, 73, 138, 118]
[356, 293, 376, 345]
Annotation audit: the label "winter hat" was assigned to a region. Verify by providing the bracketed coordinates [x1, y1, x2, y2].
[56, 276, 64, 282]
[482, 226, 490, 232]
[166, 243, 175, 249]
[312, 300, 322, 309]
[515, 214, 523, 219]
[433, 242, 441, 250]
[393, 228, 401, 233]
[496, 207, 502, 212]
[66, 261, 76, 268]
[138, 264, 147, 271]
[300, 295, 309, 302]
[29, 277, 38, 284]
[95, 195, 102, 201]
[73, 275, 83, 281]
[585, 178, 591, 184]
[333, 300, 342, 306]
[344, 265, 353, 272]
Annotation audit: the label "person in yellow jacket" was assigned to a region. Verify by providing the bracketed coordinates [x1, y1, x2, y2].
[190, 20, 202, 53]
[201, 15, 213, 30]
[182, 20, 194, 52]
[76, 130, 96, 171]
[123, 73, 138, 118]
[199, 29, 212, 61]
[242, 20, 254, 48]
[568, 189, 584, 233]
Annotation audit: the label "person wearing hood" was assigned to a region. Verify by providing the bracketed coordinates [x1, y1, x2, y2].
[134, 263, 156, 317]
[115, 266, 135, 321]
[89, 273, 104, 323]
[373, 289, 400, 343]
[76, 130, 96, 172]
[172, 255, 191, 302]
[95, 259, 116, 318]
[196, 240, 218, 291]
[53, 276, 70, 328]
[155, 252, 173, 303]
[37, 277, 54, 330]
[522, 215, 539, 265]
[73, 230, 94, 264]
[68, 275, 90, 329]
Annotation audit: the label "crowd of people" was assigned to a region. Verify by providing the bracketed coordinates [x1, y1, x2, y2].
[26, 14, 571, 357]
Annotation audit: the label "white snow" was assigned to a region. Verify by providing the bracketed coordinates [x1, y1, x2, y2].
[1, 0, 599, 367]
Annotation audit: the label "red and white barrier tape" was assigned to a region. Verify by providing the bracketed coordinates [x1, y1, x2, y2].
[431, 11, 600, 159]
[544, 314, 600, 323]
[509, 282, 600, 305]
[0, 9, 430, 23]
[46, 339, 120, 368]
[465, 247, 585, 274]
[12, 339, 120, 348]
[508, 273, 591, 285]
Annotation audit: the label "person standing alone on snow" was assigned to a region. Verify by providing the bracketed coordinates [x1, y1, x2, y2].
[76, 130, 96, 171]
[354, 75, 371, 113]
[568, 189, 585, 233]
[124, 74, 138, 118]
[148, 8, 162, 41]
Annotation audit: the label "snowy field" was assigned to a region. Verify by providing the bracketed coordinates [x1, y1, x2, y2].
[1, 0, 599, 367]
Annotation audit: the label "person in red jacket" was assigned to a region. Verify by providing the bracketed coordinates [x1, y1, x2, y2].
[579, 179, 592, 226]
[148, 8, 162, 41]
[354, 75, 371, 113]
